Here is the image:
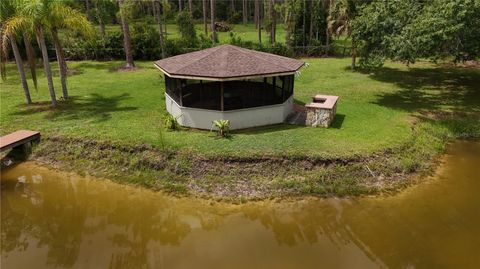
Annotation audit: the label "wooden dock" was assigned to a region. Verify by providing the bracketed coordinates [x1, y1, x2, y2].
[0, 130, 40, 153]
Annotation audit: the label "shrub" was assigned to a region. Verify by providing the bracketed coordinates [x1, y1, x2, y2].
[226, 11, 242, 24]
[164, 114, 180, 131]
[211, 120, 231, 138]
[176, 11, 197, 47]
[131, 22, 162, 60]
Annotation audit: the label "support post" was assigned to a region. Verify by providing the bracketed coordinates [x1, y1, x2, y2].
[220, 81, 224, 111]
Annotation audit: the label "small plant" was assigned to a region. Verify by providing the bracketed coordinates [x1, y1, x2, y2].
[212, 120, 230, 138]
[164, 114, 180, 131]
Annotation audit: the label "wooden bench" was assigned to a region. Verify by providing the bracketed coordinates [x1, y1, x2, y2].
[0, 130, 40, 153]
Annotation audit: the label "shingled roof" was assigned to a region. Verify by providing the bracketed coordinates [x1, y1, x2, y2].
[154, 44, 304, 80]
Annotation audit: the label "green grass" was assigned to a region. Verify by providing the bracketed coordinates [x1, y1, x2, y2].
[1, 58, 479, 159]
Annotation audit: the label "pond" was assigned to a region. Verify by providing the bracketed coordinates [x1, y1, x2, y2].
[1, 141, 479, 269]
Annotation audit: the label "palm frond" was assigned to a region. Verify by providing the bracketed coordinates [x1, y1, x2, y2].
[50, 3, 94, 38]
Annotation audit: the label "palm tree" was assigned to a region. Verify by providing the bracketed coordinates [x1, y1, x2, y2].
[4, 0, 60, 106]
[6, 35, 32, 104]
[49, 2, 93, 100]
[22, 32, 37, 89]
[1, 0, 32, 103]
[118, 0, 135, 69]
[210, 0, 216, 44]
[328, 0, 360, 69]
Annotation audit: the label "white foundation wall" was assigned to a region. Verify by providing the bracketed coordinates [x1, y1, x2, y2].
[165, 94, 293, 130]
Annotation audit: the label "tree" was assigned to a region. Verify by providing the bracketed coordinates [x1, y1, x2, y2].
[22, 32, 37, 89]
[0, 0, 33, 102]
[202, 0, 208, 36]
[269, 0, 277, 44]
[93, 0, 108, 38]
[49, 2, 93, 100]
[255, 0, 262, 45]
[352, 0, 480, 68]
[328, 0, 363, 69]
[152, 0, 167, 58]
[8, 37, 32, 104]
[118, 0, 135, 69]
[210, 0, 216, 44]
[280, 0, 301, 49]
[176, 11, 197, 46]
[242, 0, 248, 24]
[188, 0, 193, 17]
[4, 0, 58, 106]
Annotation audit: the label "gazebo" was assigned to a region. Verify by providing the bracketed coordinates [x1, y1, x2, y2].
[154, 44, 304, 130]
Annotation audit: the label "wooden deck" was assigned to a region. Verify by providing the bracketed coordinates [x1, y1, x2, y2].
[0, 130, 40, 152]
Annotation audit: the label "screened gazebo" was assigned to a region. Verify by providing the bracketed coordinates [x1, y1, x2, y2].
[154, 44, 304, 130]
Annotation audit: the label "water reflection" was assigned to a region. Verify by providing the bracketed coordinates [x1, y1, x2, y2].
[1, 141, 479, 269]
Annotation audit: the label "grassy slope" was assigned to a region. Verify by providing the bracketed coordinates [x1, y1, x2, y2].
[1, 59, 479, 160]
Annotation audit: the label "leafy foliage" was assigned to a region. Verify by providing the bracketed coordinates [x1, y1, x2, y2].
[212, 120, 230, 138]
[175, 11, 197, 47]
[353, 0, 480, 68]
[164, 114, 180, 131]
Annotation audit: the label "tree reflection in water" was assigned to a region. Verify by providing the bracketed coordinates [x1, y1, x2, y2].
[2, 141, 480, 269]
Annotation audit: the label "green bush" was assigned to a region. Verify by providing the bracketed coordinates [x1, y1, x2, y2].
[176, 11, 197, 47]
[226, 11, 242, 24]
[131, 23, 162, 60]
[164, 114, 180, 131]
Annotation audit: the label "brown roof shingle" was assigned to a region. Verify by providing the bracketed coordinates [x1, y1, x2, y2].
[154, 44, 304, 80]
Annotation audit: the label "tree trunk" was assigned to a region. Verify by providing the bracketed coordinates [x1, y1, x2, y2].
[269, 0, 276, 44]
[118, 0, 135, 68]
[0, 32, 6, 81]
[94, 0, 106, 38]
[210, 0, 216, 44]
[351, 37, 356, 70]
[153, 0, 165, 58]
[85, 0, 94, 22]
[309, 0, 314, 42]
[35, 26, 57, 107]
[51, 28, 69, 100]
[231, 0, 235, 12]
[178, 0, 183, 12]
[23, 33, 38, 90]
[10, 36, 32, 105]
[256, 0, 261, 45]
[203, 0, 208, 36]
[302, 0, 306, 51]
[188, 0, 193, 17]
[242, 0, 247, 24]
[254, 0, 258, 29]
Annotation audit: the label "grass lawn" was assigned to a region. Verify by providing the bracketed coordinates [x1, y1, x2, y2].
[1, 58, 479, 159]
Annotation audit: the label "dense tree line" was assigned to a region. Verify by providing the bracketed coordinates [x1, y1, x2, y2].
[2, 0, 479, 107]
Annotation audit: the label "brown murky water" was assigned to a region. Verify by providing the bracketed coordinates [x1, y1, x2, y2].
[1, 141, 479, 269]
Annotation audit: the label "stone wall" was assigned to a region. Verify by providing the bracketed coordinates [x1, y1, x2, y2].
[305, 104, 337, 127]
